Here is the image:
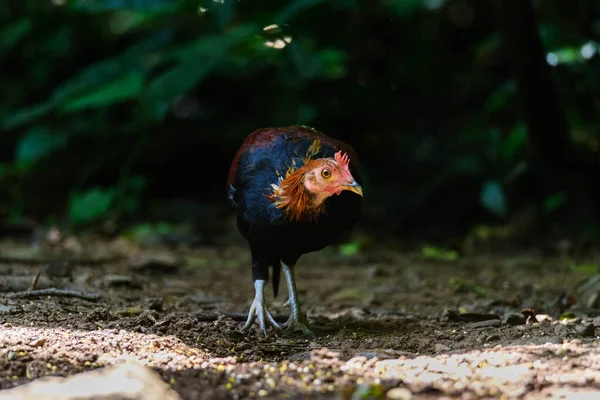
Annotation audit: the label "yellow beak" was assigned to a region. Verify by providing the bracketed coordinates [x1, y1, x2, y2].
[342, 181, 363, 197]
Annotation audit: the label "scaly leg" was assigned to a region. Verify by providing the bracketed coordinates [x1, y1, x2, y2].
[281, 262, 314, 336]
[242, 280, 281, 336]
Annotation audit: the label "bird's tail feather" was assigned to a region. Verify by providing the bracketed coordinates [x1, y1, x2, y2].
[272, 262, 281, 298]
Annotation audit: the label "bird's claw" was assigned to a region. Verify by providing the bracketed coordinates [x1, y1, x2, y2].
[242, 297, 281, 336]
[282, 312, 315, 337]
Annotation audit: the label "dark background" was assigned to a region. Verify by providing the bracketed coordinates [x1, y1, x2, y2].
[1, 0, 600, 247]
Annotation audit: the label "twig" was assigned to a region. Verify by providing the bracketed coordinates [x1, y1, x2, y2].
[0, 256, 124, 266]
[30, 268, 42, 291]
[4, 288, 100, 302]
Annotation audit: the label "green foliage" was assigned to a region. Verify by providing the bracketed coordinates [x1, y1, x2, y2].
[67, 175, 146, 225]
[543, 192, 566, 214]
[480, 180, 507, 218]
[69, 187, 118, 225]
[570, 263, 597, 275]
[64, 0, 179, 13]
[15, 127, 66, 166]
[448, 278, 487, 295]
[0, 0, 599, 237]
[61, 72, 144, 112]
[0, 19, 32, 50]
[339, 241, 360, 256]
[422, 245, 458, 262]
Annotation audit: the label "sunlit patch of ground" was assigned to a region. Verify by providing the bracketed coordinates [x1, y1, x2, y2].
[0, 324, 598, 399]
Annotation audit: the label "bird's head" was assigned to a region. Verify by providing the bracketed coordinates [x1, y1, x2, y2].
[271, 150, 363, 221]
[303, 151, 363, 201]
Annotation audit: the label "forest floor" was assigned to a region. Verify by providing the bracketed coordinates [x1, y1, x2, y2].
[0, 229, 599, 399]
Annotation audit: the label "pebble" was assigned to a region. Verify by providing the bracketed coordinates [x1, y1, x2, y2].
[435, 344, 451, 352]
[575, 323, 596, 338]
[386, 387, 412, 400]
[28, 338, 47, 347]
[503, 313, 525, 325]
[103, 274, 136, 287]
[469, 319, 501, 329]
[535, 314, 552, 323]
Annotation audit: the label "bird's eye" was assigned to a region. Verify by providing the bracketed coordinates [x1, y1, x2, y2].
[321, 168, 331, 178]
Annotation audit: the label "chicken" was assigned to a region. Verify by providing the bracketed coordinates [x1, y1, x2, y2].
[227, 125, 363, 336]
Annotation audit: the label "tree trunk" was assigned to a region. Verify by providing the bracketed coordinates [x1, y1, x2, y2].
[491, 0, 571, 168]
[492, 0, 600, 236]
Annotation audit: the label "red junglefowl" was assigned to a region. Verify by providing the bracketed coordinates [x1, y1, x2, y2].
[227, 125, 363, 336]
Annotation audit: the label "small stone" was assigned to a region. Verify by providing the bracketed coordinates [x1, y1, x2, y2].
[62, 236, 83, 253]
[103, 274, 140, 288]
[29, 338, 46, 347]
[502, 313, 525, 325]
[440, 309, 461, 322]
[128, 252, 179, 274]
[387, 387, 412, 400]
[46, 226, 62, 244]
[0, 361, 181, 399]
[366, 266, 383, 279]
[0, 304, 16, 313]
[469, 319, 501, 329]
[486, 334, 500, 342]
[356, 352, 390, 360]
[554, 324, 570, 336]
[435, 343, 451, 352]
[575, 323, 596, 337]
[535, 314, 552, 323]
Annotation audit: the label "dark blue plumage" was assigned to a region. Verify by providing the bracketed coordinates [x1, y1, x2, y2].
[228, 126, 363, 297]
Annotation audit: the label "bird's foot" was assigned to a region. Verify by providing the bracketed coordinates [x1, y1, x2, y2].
[282, 311, 315, 337]
[242, 297, 281, 336]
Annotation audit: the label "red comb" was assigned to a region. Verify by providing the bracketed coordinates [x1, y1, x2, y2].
[334, 150, 350, 170]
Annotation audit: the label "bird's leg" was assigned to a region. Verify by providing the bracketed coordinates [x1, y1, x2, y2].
[242, 280, 281, 336]
[281, 262, 314, 336]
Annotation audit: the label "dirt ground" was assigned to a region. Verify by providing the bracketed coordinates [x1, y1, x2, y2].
[0, 230, 599, 399]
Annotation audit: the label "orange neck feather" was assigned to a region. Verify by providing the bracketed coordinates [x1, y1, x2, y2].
[270, 160, 325, 222]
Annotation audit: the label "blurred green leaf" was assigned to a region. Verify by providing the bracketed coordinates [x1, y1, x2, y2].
[544, 192, 566, 214]
[3, 30, 173, 129]
[422, 245, 458, 261]
[502, 122, 528, 160]
[480, 180, 506, 217]
[318, 49, 347, 79]
[15, 127, 67, 165]
[0, 19, 32, 50]
[552, 46, 585, 65]
[276, 0, 326, 23]
[69, 187, 118, 224]
[383, 0, 425, 16]
[0, 163, 9, 179]
[2, 102, 55, 130]
[570, 263, 597, 274]
[339, 241, 360, 256]
[350, 383, 385, 399]
[65, 0, 178, 12]
[483, 81, 516, 115]
[213, 0, 236, 28]
[143, 25, 256, 118]
[448, 277, 487, 294]
[61, 72, 144, 112]
[122, 221, 175, 242]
